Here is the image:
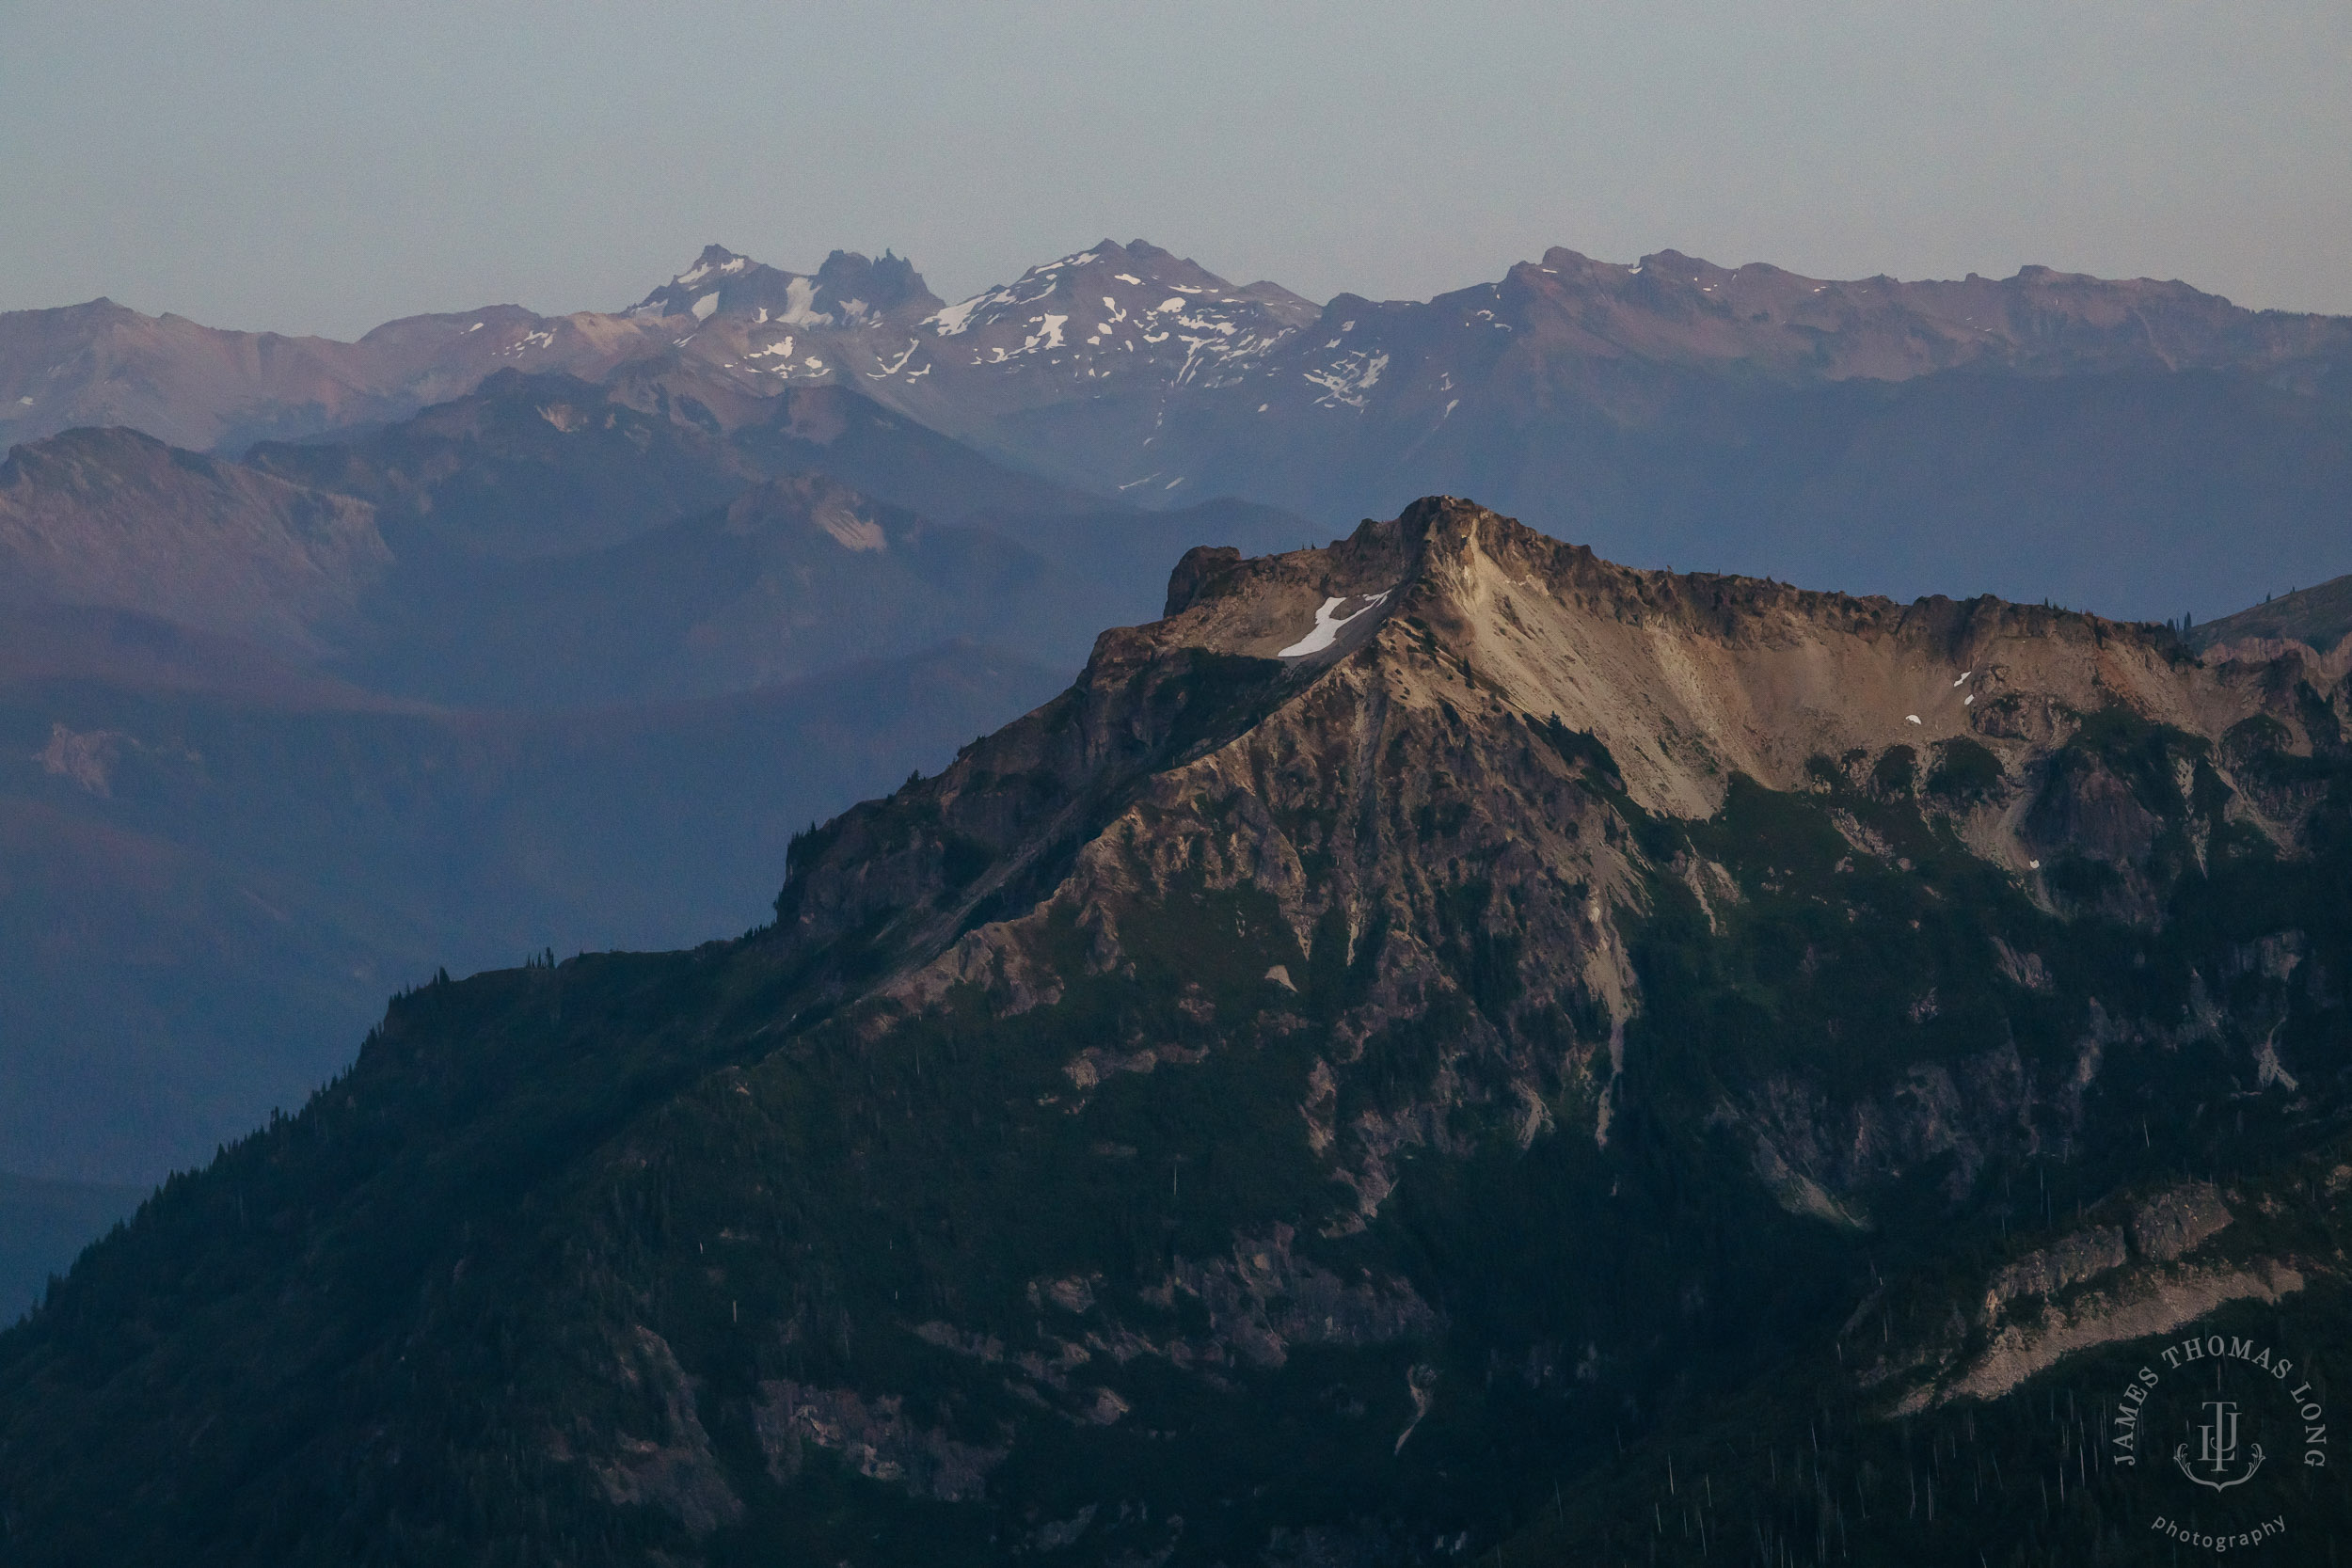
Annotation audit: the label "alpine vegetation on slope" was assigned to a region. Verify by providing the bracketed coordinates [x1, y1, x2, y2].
[1, 499, 2347, 1565]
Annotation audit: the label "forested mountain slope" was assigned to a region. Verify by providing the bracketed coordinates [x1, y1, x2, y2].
[4, 499, 2344, 1564]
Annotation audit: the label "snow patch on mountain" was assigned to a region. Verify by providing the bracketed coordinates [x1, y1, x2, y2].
[1304, 350, 1389, 409]
[777, 277, 827, 327]
[1278, 590, 1392, 657]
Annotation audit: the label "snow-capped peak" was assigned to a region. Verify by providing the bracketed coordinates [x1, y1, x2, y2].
[914, 242, 1316, 390]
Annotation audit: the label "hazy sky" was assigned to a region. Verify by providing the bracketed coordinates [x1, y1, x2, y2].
[6, 0, 2348, 339]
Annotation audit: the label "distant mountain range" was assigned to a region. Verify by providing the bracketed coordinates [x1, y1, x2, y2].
[9, 238, 2351, 619]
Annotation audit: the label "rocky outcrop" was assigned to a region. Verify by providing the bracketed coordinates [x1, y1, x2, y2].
[2129, 1180, 2233, 1261]
[1911, 1259, 2307, 1412]
[1847, 1176, 2319, 1415]
[752, 1381, 1007, 1503]
[588, 1327, 743, 1536]
[1984, 1227, 2128, 1310]
[1165, 1226, 1442, 1370]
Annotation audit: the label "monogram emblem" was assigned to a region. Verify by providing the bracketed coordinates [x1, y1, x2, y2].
[2174, 1399, 2266, 1492]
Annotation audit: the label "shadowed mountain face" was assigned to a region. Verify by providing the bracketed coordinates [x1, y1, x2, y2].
[242, 366, 1135, 564]
[338, 471, 1324, 711]
[0, 427, 390, 655]
[243, 369, 761, 561]
[342, 472, 1063, 707]
[5, 499, 2343, 1564]
[6, 398, 1322, 711]
[0, 1174, 145, 1324]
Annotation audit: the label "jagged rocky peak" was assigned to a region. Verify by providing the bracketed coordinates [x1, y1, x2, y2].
[755, 495, 2349, 1406]
[627, 242, 937, 326]
[810, 247, 937, 317]
[1117, 496, 2260, 823]
[766, 498, 2346, 1302]
[774, 494, 2332, 1028]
